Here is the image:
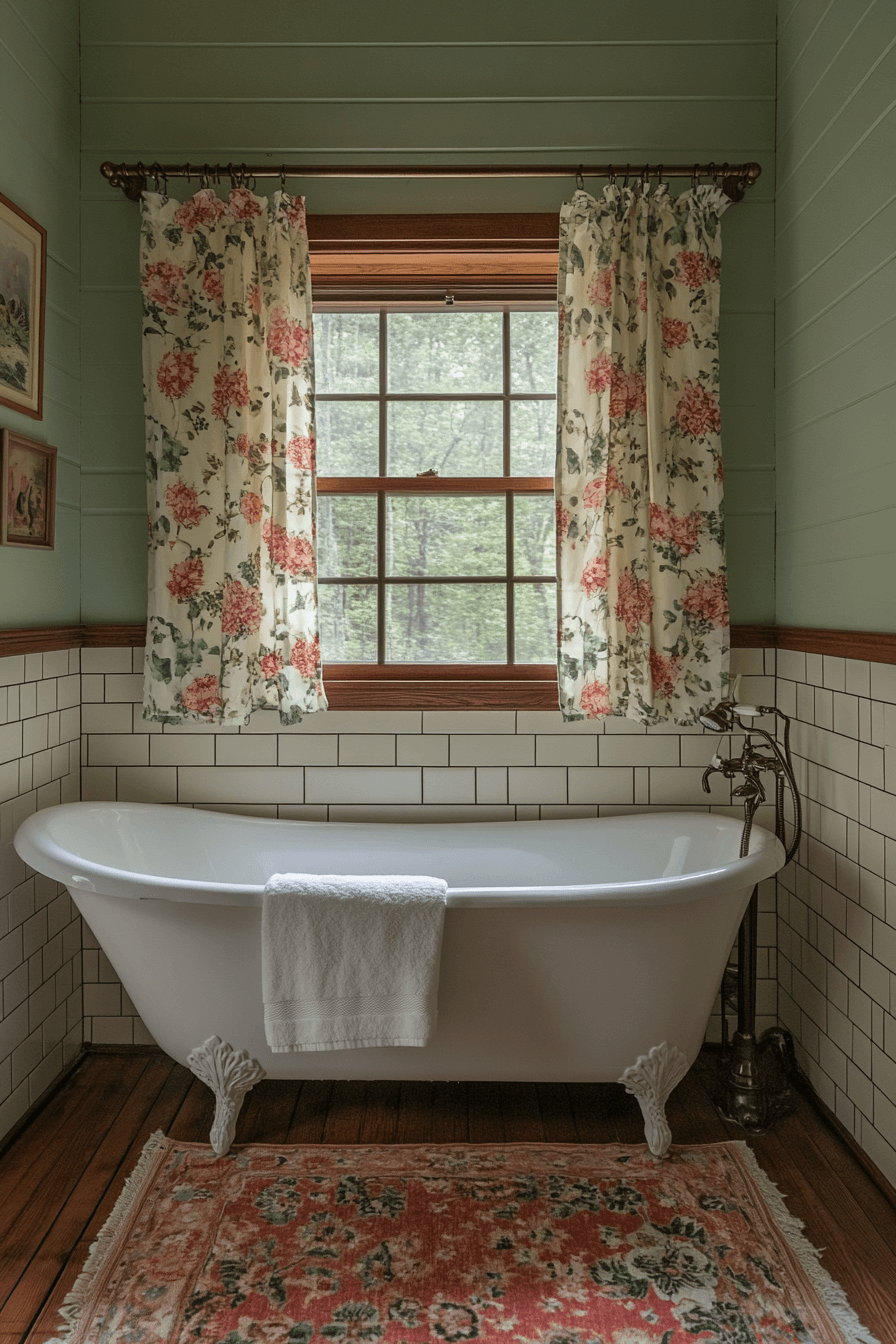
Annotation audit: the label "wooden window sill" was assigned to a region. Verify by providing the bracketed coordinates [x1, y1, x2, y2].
[322, 663, 557, 710]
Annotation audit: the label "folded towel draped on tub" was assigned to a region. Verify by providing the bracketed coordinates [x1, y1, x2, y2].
[261, 873, 449, 1052]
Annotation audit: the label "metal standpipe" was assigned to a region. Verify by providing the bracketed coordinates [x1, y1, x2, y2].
[700, 695, 803, 1133]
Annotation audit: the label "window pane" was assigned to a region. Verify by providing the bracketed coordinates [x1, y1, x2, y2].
[319, 584, 377, 662]
[387, 312, 502, 393]
[318, 496, 377, 578]
[515, 582, 555, 664]
[510, 310, 557, 394]
[316, 313, 379, 394]
[514, 496, 555, 577]
[317, 401, 379, 476]
[387, 400, 503, 476]
[510, 399, 556, 475]
[387, 584, 506, 662]
[386, 496, 505, 577]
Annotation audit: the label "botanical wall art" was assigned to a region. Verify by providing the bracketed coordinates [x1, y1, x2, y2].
[0, 192, 47, 420]
[1, 429, 56, 549]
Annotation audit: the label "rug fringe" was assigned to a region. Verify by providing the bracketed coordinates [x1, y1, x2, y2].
[737, 1142, 881, 1344]
[54, 1129, 170, 1340]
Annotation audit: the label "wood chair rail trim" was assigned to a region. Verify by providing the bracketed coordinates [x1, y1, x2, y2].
[5, 623, 896, 693]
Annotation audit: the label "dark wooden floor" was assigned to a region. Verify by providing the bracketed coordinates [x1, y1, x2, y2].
[1, 1047, 895, 1343]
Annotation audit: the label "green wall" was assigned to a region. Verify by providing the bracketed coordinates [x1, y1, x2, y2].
[0, 0, 80, 626]
[775, 0, 896, 630]
[78, 0, 776, 625]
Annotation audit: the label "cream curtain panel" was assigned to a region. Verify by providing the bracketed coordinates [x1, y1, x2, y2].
[140, 187, 327, 724]
[556, 184, 731, 725]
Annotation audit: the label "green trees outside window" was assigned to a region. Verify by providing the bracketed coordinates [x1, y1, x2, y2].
[316, 308, 557, 666]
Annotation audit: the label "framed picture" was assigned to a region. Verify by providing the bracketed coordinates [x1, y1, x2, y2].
[1, 430, 56, 549]
[0, 191, 47, 420]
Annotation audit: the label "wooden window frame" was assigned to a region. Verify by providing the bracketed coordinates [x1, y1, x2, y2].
[310, 214, 559, 709]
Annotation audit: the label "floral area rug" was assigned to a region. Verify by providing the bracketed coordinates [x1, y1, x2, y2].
[58, 1136, 878, 1344]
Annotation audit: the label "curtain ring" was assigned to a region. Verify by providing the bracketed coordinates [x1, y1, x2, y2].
[575, 164, 585, 191]
[692, 163, 700, 190]
[280, 165, 287, 192]
[608, 167, 616, 187]
[247, 173, 257, 192]
[641, 163, 650, 189]
[200, 163, 211, 189]
[623, 164, 630, 188]
[656, 164, 664, 188]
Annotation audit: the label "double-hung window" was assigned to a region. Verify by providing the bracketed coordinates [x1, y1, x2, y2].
[309, 215, 559, 708]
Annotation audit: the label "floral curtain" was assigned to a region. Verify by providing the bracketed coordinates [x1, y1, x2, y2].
[556, 183, 731, 725]
[140, 186, 327, 724]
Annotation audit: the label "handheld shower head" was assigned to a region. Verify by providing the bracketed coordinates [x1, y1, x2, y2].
[699, 703, 735, 732]
[699, 675, 742, 731]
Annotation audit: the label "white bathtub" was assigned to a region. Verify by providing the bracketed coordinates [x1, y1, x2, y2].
[15, 802, 784, 1155]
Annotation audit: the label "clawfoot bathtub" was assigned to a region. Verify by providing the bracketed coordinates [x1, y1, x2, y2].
[15, 803, 784, 1156]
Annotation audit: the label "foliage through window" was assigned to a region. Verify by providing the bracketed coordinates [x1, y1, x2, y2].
[316, 308, 557, 667]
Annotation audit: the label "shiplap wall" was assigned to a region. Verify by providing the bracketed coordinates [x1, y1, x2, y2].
[0, 0, 81, 625]
[78, 0, 777, 625]
[774, 0, 896, 1194]
[775, 0, 896, 629]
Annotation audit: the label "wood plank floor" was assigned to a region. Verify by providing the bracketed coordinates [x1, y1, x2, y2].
[1, 1046, 894, 1342]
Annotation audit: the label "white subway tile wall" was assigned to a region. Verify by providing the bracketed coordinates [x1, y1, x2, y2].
[0, 650, 82, 1141]
[777, 652, 896, 1191]
[0, 642, 787, 1146]
[71, 645, 778, 1059]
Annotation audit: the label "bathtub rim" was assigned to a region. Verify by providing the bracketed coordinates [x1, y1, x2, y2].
[14, 801, 785, 909]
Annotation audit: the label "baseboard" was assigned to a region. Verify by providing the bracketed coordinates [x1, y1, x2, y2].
[792, 1070, 896, 1211]
[84, 1043, 164, 1055]
[0, 1045, 88, 1160]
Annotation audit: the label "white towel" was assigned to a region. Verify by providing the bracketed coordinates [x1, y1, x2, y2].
[261, 873, 448, 1052]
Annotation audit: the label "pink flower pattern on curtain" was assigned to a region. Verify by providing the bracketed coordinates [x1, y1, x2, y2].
[140, 187, 327, 724]
[556, 184, 731, 725]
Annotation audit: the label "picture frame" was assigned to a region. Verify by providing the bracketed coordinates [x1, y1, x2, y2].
[1, 429, 56, 550]
[0, 191, 47, 420]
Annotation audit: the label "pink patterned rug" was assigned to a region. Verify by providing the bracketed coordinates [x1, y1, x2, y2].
[58, 1136, 877, 1343]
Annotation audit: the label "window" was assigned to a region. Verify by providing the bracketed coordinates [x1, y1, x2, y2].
[308, 216, 560, 708]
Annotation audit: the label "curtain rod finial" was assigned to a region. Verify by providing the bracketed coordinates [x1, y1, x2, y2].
[727, 162, 762, 199]
[102, 161, 146, 201]
[102, 161, 146, 200]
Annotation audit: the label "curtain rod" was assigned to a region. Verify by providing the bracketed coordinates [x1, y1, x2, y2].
[100, 160, 761, 203]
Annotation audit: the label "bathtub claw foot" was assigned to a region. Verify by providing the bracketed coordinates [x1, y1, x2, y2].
[186, 1036, 267, 1156]
[618, 1042, 690, 1157]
